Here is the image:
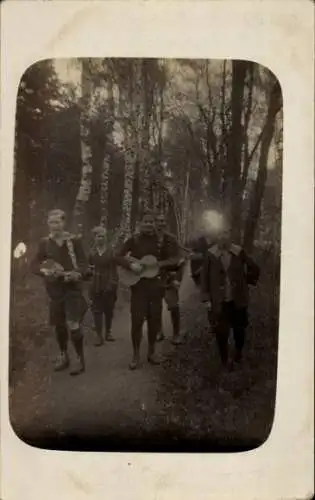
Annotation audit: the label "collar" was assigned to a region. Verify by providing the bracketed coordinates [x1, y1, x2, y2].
[49, 231, 72, 241]
[95, 246, 107, 256]
[208, 243, 242, 258]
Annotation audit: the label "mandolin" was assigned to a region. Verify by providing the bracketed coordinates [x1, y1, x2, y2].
[40, 259, 80, 282]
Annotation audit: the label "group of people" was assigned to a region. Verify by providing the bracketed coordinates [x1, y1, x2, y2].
[31, 210, 185, 375]
[31, 207, 260, 376]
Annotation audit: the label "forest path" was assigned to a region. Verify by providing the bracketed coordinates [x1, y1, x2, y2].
[10, 267, 195, 448]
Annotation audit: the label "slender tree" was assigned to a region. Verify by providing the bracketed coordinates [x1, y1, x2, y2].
[100, 67, 115, 228]
[243, 80, 282, 251]
[72, 58, 94, 236]
[226, 60, 249, 239]
[119, 61, 137, 239]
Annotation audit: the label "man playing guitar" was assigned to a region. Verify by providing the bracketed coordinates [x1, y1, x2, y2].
[31, 209, 88, 376]
[117, 212, 181, 370]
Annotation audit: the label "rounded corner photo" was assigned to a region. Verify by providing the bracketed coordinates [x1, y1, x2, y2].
[10, 57, 282, 453]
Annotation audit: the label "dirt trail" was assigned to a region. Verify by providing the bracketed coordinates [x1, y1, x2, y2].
[10, 268, 194, 447]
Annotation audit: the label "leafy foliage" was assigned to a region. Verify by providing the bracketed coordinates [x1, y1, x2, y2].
[13, 57, 282, 247]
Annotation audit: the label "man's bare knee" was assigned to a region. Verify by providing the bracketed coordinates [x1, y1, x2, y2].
[67, 320, 79, 331]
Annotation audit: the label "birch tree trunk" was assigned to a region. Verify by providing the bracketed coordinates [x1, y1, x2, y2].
[119, 64, 136, 239]
[140, 60, 152, 214]
[100, 75, 115, 228]
[72, 58, 93, 235]
[120, 124, 136, 239]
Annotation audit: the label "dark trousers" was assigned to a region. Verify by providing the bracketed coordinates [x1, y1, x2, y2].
[91, 288, 117, 336]
[213, 301, 248, 364]
[130, 280, 163, 356]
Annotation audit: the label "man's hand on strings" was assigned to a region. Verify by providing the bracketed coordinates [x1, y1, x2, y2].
[64, 270, 81, 282]
[130, 262, 143, 275]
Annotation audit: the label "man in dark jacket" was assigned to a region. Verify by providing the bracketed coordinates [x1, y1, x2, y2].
[201, 224, 260, 368]
[189, 233, 214, 286]
[31, 209, 88, 376]
[117, 212, 180, 370]
[155, 214, 184, 345]
[188, 210, 220, 286]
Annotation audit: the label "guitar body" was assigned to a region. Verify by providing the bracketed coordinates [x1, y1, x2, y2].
[118, 255, 160, 287]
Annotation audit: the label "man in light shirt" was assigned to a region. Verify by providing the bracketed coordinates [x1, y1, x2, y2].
[201, 223, 260, 369]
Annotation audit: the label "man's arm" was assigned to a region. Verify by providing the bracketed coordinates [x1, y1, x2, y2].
[159, 236, 181, 270]
[189, 237, 208, 260]
[30, 239, 47, 277]
[200, 254, 211, 302]
[115, 237, 135, 269]
[72, 237, 90, 280]
[242, 250, 260, 286]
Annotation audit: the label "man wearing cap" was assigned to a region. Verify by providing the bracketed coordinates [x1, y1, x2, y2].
[31, 209, 89, 376]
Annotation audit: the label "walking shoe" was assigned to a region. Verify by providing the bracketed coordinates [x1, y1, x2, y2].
[147, 353, 161, 365]
[54, 352, 70, 372]
[156, 331, 165, 342]
[129, 356, 141, 370]
[70, 357, 85, 376]
[171, 335, 184, 346]
[94, 336, 104, 347]
[105, 332, 115, 342]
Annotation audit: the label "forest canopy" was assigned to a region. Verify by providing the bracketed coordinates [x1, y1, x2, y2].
[13, 58, 283, 252]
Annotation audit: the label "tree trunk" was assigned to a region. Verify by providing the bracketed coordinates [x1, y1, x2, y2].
[243, 82, 282, 252]
[140, 60, 152, 213]
[100, 76, 115, 228]
[120, 122, 136, 239]
[181, 169, 190, 242]
[119, 65, 136, 239]
[241, 63, 255, 191]
[226, 60, 248, 240]
[72, 58, 93, 236]
[12, 128, 31, 246]
[131, 159, 140, 232]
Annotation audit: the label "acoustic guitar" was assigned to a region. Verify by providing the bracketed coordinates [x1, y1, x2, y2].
[118, 250, 191, 287]
[118, 255, 160, 287]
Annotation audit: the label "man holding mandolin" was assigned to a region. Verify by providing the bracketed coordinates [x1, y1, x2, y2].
[117, 212, 181, 370]
[31, 209, 89, 376]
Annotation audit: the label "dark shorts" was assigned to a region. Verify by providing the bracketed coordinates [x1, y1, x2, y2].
[131, 282, 162, 338]
[49, 290, 88, 327]
[163, 286, 179, 310]
[215, 301, 248, 332]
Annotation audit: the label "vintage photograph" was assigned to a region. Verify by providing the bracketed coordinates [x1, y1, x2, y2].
[9, 57, 283, 452]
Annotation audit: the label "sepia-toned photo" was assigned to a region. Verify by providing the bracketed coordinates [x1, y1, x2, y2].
[9, 57, 283, 452]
